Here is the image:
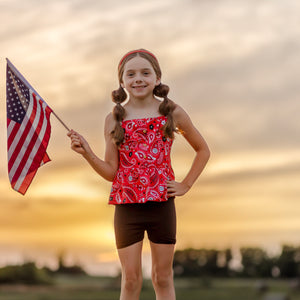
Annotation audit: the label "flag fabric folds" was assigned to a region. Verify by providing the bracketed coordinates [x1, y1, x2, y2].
[6, 59, 53, 195]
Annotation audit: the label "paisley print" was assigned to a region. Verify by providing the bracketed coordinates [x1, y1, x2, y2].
[109, 116, 175, 204]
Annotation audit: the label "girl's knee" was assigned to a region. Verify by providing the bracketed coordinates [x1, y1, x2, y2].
[152, 269, 173, 288]
[122, 270, 143, 292]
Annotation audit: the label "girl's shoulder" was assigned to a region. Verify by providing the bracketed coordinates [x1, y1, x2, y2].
[173, 104, 191, 126]
[104, 113, 116, 133]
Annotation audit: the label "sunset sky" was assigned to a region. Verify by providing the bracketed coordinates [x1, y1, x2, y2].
[1, 0, 300, 276]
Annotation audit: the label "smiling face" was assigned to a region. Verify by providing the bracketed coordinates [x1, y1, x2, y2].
[121, 56, 161, 100]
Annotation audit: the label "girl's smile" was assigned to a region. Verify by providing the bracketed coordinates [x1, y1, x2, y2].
[132, 85, 147, 89]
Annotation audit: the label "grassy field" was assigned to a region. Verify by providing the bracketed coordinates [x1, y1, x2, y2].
[1, 275, 300, 300]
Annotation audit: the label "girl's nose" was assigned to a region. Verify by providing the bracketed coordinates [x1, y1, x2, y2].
[134, 74, 143, 83]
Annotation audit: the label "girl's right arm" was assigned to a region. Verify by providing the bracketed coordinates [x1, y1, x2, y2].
[67, 113, 119, 182]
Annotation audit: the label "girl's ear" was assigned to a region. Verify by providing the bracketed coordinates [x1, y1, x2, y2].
[120, 82, 125, 88]
[156, 78, 161, 86]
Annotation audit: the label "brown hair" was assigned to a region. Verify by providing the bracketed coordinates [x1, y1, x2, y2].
[111, 49, 177, 147]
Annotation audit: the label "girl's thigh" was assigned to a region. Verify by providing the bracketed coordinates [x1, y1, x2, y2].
[150, 242, 175, 274]
[117, 241, 143, 273]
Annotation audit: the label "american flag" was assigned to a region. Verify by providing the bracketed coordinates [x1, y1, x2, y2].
[6, 59, 52, 195]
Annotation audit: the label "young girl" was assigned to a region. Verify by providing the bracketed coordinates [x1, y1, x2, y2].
[68, 49, 210, 300]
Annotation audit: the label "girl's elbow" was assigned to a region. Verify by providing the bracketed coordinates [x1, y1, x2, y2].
[104, 162, 118, 182]
[205, 147, 211, 160]
[107, 169, 118, 182]
[100, 169, 117, 182]
[104, 174, 115, 182]
[198, 146, 210, 162]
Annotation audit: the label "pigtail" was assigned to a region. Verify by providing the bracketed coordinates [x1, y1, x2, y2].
[111, 86, 127, 147]
[155, 83, 177, 139]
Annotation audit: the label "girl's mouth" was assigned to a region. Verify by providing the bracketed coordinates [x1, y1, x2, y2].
[133, 85, 147, 88]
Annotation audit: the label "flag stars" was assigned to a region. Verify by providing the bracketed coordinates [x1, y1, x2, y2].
[7, 66, 31, 123]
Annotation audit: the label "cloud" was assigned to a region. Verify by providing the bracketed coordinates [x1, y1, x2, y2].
[170, 30, 300, 153]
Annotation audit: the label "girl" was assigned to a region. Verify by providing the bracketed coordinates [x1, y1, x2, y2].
[68, 49, 210, 300]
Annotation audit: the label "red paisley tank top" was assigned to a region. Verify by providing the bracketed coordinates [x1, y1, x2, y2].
[109, 115, 175, 204]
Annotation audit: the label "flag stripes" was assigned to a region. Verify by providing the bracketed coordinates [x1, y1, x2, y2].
[6, 60, 52, 195]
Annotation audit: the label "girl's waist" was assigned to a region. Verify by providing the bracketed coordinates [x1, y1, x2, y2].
[117, 164, 174, 172]
[119, 158, 172, 168]
[115, 165, 174, 178]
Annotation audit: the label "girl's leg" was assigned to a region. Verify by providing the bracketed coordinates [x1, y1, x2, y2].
[117, 241, 143, 300]
[150, 242, 176, 300]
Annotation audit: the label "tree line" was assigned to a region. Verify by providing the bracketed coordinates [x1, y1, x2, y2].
[2, 245, 300, 284]
[0, 253, 85, 284]
[173, 245, 300, 278]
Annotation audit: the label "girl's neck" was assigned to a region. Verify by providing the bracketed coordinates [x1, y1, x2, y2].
[124, 97, 162, 119]
[127, 94, 156, 108]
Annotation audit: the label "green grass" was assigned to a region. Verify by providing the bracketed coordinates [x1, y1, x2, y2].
[1, 275, 300, 300]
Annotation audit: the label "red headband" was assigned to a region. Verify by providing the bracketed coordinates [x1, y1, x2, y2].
[118, 50, 158, 69]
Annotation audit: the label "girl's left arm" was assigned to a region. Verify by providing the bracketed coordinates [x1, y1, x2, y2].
[167, 105, 210, 197]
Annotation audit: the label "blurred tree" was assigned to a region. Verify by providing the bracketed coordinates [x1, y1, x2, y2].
[55, 252, 86, 275]
[277, 245, 300, 278]
[0, 262, 53, 284]
[240, 247, 274, 277]
[173, 248, 231, 277]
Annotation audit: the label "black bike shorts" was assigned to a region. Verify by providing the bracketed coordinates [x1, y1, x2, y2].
[114, 197, 176, 249]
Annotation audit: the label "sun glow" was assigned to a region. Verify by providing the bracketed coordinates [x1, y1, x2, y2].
[30, 180, 101, 200]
